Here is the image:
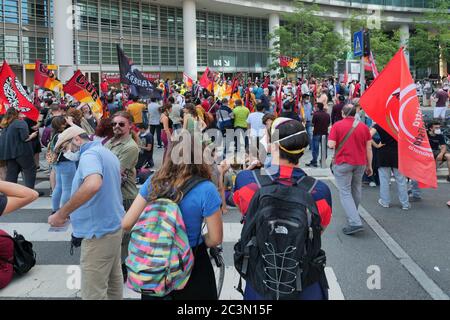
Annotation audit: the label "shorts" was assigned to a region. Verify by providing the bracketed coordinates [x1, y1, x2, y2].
[433, 106, 447, 119]
[433, 150, 447, 161]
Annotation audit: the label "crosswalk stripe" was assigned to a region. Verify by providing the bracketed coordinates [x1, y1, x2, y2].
[23, 197, 52, 210]
[0, 222, 243, 243]
[0, 265, 139, 299]
[0, 264, 343, 300]
[325, 267, 345, 300]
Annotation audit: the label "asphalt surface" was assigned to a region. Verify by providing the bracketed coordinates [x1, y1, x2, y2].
[1, 137, 450, 300]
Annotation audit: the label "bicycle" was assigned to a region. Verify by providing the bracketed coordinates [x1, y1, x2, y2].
[208, 245, 225, 299]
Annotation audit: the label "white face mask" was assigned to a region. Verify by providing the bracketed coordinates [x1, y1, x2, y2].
[64, 150, 80, 162]
[434, 129, 442, 135]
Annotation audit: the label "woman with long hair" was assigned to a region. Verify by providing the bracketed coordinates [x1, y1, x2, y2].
[50, 116, 77, 215]
[159, 103, 173, 161]
[122, 137, 223, 300]
[183, 103, 206, 134]
[0, 108, 38, 189]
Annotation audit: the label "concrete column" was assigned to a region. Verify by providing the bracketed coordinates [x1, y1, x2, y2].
[400, 24, 410, 68]
[269, 13, 280, 74]
[183, 0, 197, 81]
[343, 25, 351, 47]
[334, 20, 344, 37]
[439, 45, 447, 78]
[54, 0, 74, 82]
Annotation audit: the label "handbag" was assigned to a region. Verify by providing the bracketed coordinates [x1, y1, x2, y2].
[0, 230, 36, 275]
[45, 134, 59, 165]
[330, 118, 359, 174]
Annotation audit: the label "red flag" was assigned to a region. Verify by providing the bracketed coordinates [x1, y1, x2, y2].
[34, 60, 63, 92]
[199, 67, 216, 92]
[0, 61, 39, 121]
[294, 83, 301, 114]
[261, 75, 270, 89]
[359, 48, 437, 189]
[275, 83, 283, 116]
[63, 70, 103, 117]
[183, 72, 193, 89]
[229, 74, 241, 100]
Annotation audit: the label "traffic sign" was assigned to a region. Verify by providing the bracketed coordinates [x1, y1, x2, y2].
[353, 31, 364, 57]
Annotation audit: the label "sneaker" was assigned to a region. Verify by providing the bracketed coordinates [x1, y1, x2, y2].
[409, 195, 422, 202]
[342, 225, 364, 235]
[378, 199, 390, 208]
[305, 162, 318, 168]
[402, 205, 411, 211]
[369, 182, 377, 187]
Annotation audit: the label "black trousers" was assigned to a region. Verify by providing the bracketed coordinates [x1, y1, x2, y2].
[149, 125, 162, 147]
[6, 155, 37, 189]
[141, 242, 217, 300]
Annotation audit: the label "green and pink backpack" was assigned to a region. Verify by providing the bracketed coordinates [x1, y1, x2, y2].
[126, 177, 206, 297]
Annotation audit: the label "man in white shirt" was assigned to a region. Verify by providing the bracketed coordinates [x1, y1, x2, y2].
[247, 103, 266, 157]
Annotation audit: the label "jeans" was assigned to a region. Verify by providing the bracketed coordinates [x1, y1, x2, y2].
[378, 167, 409, 207]
[333, 163, 366, 227]
[6, 155, 37, 189]
[149, 124, 162, 147]
[311, 134, 327, 165]
[305, 121, 313, 147]
[52, 161, 77, 212]
[410, 180, 421, 198]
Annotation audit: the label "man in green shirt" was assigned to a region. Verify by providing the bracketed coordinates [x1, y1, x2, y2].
[105, 111, 139, 281]
[233, 99, 250, 129]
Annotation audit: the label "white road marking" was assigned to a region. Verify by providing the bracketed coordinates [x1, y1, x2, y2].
[0, 264, 344, 300]
[330, 179, 449, 300]
[0, 222, 243, 243]
[0, 265, 139, 299]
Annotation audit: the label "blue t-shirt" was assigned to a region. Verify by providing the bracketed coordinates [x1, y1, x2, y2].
[139, 177, 222, 248]
[71, 141, 124, 239]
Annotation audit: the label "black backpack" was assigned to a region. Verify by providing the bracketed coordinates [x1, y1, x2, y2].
[234, 170, 328, 300]
[0, 230, 36, 276]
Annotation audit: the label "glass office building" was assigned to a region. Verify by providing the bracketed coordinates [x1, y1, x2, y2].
[0, 0, 446, 86]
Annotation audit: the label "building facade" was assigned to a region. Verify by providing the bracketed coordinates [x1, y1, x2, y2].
[0, 0, 447, 87]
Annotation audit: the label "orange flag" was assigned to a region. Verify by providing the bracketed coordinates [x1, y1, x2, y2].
[63, 70, 103, 117]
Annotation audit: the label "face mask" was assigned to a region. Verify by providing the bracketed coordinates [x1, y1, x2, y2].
[64, 150, 80, 162]
[434, 129, 442, 135]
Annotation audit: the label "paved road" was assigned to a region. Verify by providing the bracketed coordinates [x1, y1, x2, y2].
[1, 148, 449, 300]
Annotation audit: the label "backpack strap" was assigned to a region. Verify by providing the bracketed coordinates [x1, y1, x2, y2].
[295, 175, 317, 194]
[178, 176, 208, 202]
[251, 169, 275, 189]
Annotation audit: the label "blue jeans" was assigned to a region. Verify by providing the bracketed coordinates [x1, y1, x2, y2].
[410, 180, 421, 198]
[52, 161, 76, 211]
[378, 167, 409, 207]
[305, 121, 313, 147]
[311, 135, 327, 165]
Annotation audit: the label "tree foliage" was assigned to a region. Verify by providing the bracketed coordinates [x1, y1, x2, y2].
[269, 1, 346, 77]
[409, 0, 450, 72]
[344, 13, 401, 71]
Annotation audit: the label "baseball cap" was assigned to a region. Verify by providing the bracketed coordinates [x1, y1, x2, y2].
[54, 125, 86, 151]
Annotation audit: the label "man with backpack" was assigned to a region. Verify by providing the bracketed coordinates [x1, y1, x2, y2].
[48, 125, 125, 300]
[233, 117, 332, 300]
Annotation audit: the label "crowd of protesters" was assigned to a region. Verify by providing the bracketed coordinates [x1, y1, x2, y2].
[0, 72, 449, 300]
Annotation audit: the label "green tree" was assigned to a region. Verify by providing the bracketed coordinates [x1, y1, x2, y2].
[409, 0, 450, 74]
[269, 1, 346, 77]
[344, 14, 401, 71]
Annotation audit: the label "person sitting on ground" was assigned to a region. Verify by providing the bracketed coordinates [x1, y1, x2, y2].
[427, 121, 450, 182]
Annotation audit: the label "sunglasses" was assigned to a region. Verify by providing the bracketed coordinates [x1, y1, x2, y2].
[112, 122, 126, 128]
